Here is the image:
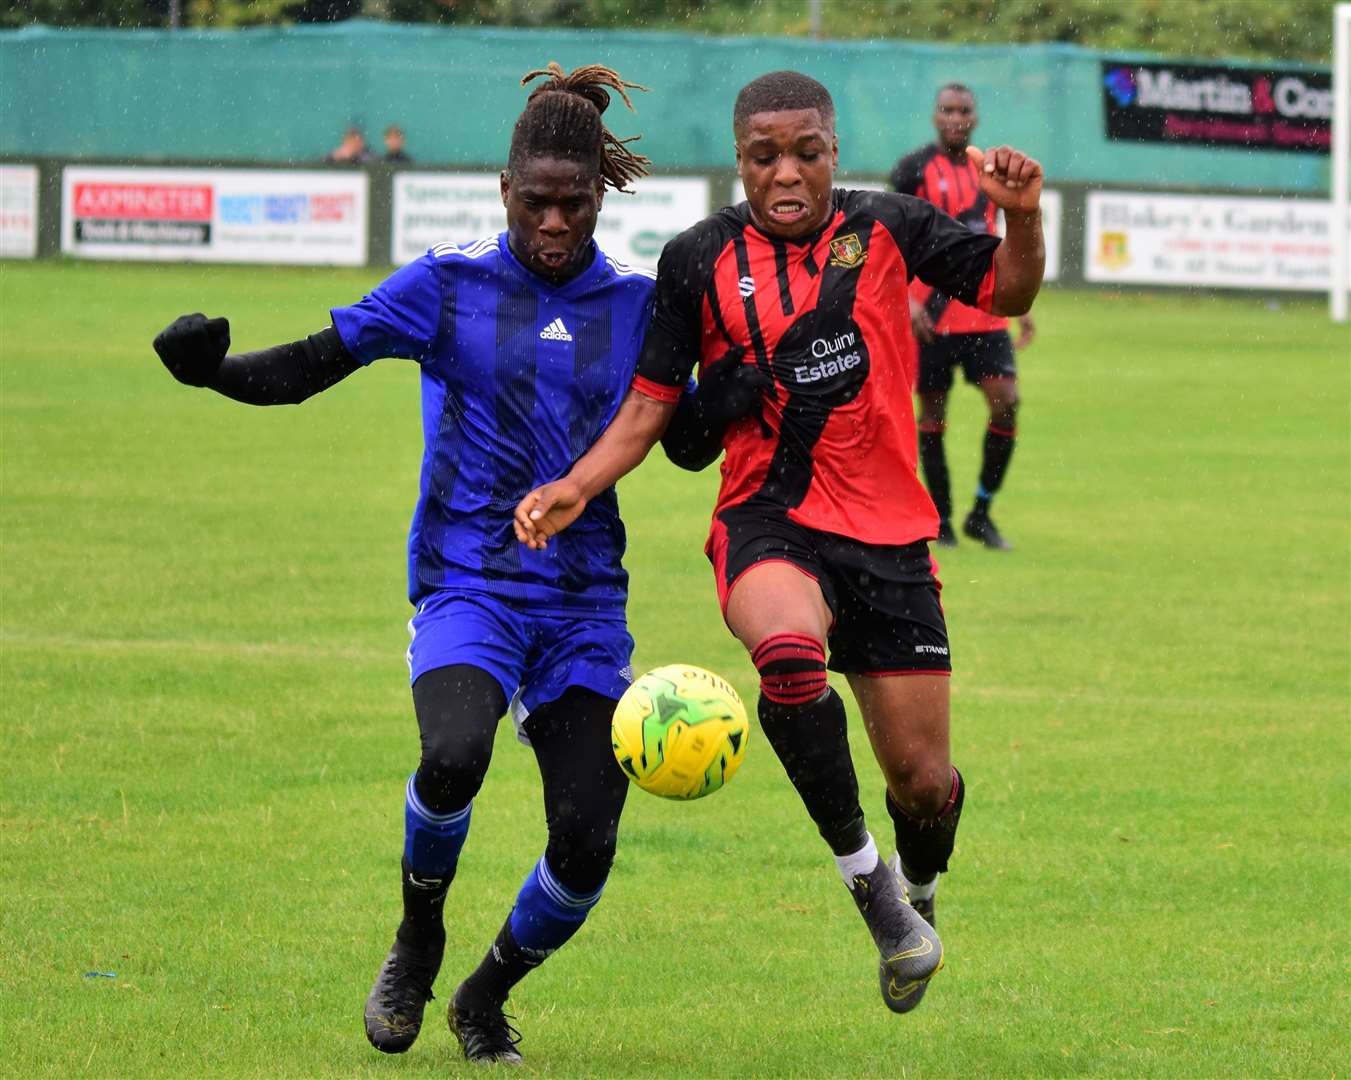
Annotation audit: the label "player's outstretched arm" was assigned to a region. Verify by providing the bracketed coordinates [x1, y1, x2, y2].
[660, 352, 772, 472]
[514, 389, 676, 549]
[153, 313, 360, 405]
[966, 145, 1045, 317]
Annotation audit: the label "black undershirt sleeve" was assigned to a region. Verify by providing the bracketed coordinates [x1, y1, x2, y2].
[209, 326, 360, 405]
[660, 384, 724, 472]
[635, 226, 712, 390]
[645, 221, 743, 470]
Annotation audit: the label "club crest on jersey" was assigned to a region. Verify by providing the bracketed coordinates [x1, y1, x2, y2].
[828, 233, 866, 269]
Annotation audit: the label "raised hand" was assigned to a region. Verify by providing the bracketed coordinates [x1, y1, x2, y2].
[966, 146, 1043, 215]
[153, 313, 231, 387]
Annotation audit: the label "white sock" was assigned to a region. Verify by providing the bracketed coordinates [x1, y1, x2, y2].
[834, 834, 879, 886]
[894, 854, 938, 903]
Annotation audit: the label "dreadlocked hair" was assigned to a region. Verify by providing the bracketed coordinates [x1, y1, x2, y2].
[509, 62, 651, 193]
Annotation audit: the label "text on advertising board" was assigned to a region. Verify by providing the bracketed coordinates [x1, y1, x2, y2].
[1101, 61, 1331, 154]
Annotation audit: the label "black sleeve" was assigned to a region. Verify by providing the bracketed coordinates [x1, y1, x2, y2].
[889, 149, 925, 195]
[863, 191, 1001, 307]
[659, 383, 724, 472]
[210, 327, 361, 406]
[635, 222, 720, 391]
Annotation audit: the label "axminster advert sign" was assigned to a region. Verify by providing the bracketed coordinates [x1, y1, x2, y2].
[61, 166, 368, 265]
[1101, 60, 1331, 155]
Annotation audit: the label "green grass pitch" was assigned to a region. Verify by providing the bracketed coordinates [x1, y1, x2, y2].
[2, 260, 1348, 1078]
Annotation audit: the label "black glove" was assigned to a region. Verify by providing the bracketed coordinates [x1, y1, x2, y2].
[153, 313, 231, 387]
[692, 349, 774, 425]
[661, 350, 775, 472]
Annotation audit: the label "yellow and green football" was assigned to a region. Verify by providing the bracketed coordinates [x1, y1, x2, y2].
[611, 664, 749, 800]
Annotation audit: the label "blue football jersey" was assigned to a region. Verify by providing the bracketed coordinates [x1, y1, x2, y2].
[331, 233, 655, 616]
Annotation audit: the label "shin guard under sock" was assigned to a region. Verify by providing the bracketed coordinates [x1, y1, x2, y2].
[887, 767, 965, 882]
[398, 773, 470, 949]
[755, 644, 868, 857]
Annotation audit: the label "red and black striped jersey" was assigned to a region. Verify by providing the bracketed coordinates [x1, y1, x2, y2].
[890, 144, 1008, 336]
[634, 188, 1000, 546]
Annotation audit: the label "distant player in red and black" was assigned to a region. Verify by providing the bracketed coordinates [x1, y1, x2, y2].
[891, 83, 1036, 550]
[515, 71, 1045, 1015]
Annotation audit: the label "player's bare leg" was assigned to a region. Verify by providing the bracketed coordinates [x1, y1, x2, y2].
[725, 564, 941, 1013]
[964, 375, 1019, 550]
[850, 672, 952, 818]
[917, 390, 956, 546]
[849, 672, 964, 1008]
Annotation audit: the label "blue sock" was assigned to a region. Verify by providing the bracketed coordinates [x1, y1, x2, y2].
[507, 856, 606, 955]
[403, 773, 472, 877]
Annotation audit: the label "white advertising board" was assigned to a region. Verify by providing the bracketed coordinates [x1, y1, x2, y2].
[391, 173, 502, 262]
[993, 189, 1064, 283]
[1084, 190, 1349, 291]
[726, 180, 1062, 281]
[61, 167, 367, 265]
[393, 173, 709, 270]
[1035, 188, 1062, 283]
[1, 165, 40, 259]
[594, 177, 708, 270]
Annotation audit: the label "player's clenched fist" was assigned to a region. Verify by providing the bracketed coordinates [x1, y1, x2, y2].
[513, 479, 587, 550]
[153, 313, 231, 387]
[966, 146, 1043, 214]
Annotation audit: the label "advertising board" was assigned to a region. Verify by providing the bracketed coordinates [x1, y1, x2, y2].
[1101, 60, 1331, 155]
[393, 173, 709, 270]
[1084, 190, 1347, 291]
[1, 165, 39, 259]
[61, 167, 367, 265]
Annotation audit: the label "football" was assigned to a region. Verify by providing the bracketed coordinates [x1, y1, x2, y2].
[611, 664, 749, 799]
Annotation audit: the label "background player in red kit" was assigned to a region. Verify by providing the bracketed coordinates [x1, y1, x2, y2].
[516, 71, 1044, 1014]
[892, 83, 1035, 550]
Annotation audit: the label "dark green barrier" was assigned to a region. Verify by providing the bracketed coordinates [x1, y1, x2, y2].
[0, 22, 1331, 196]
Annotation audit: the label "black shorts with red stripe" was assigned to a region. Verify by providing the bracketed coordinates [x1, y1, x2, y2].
[706, 502, 951, 676]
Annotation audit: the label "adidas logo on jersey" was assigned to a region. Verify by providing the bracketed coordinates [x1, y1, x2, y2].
[738, 275, 756, 299]
[539, 317, 573, 342]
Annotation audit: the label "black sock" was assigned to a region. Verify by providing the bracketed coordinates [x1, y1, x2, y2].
[758, 688, 869, 856]
[977, 425, 1016, 506]
[457, 919, 542, 1011]
[395, 857, 451, 952]
[886, 768, 965, 882]
[918, 428, 952, 521]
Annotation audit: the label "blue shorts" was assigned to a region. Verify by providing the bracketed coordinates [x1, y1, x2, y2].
[406, 590, 634, 742]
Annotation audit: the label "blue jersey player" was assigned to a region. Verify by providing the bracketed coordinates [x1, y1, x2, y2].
[152, 63, 656, 1066]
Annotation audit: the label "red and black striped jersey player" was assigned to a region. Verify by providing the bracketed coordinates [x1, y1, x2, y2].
[891, 82, 1037, 550]
[515, 70, 1044, 1014]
